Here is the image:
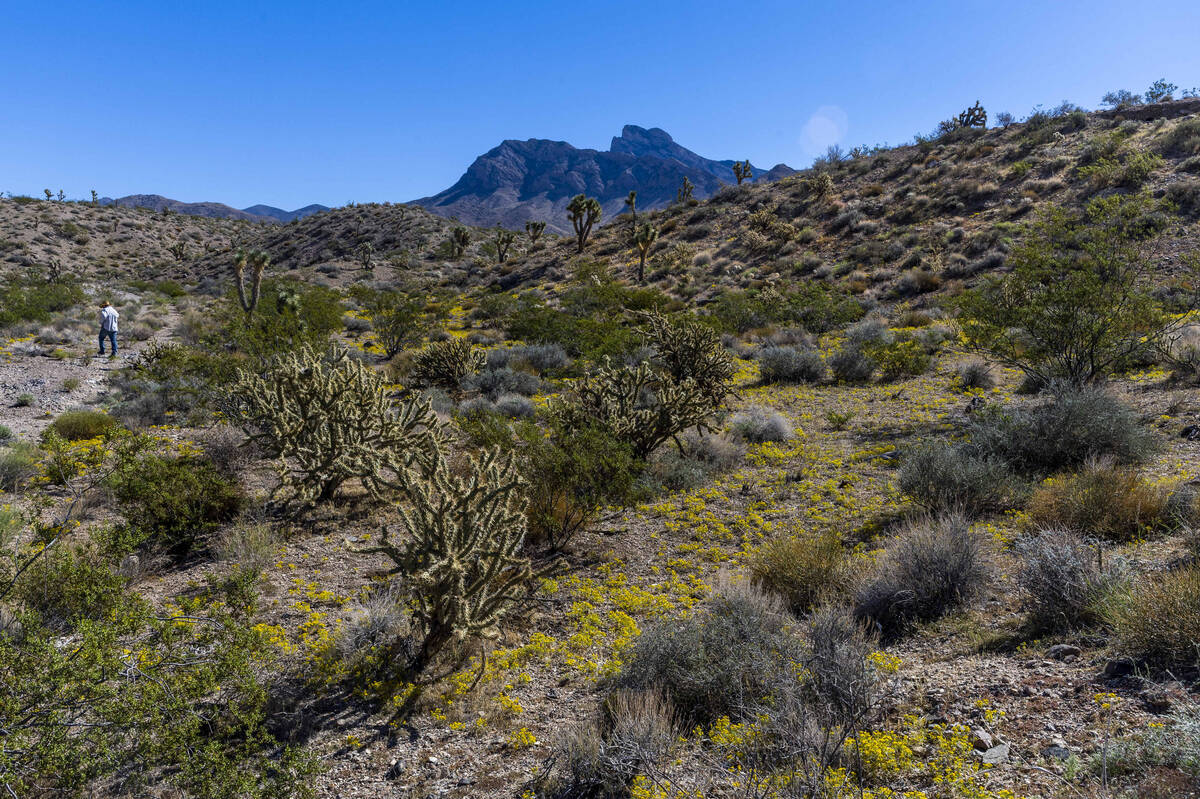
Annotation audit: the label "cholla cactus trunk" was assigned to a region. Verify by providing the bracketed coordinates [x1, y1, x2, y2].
[231, 346, 443, 512]
[362, 449, 534, 684]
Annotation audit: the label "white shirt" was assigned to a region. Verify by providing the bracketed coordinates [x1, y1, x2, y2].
[100, 306, 119, 332]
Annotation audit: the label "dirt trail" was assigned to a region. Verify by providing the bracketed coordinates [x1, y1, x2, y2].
[0, 308, 180, 441]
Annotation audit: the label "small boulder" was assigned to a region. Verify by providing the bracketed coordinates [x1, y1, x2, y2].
[980, 743, 1010, 764]
[1047, 644, 1081, 661]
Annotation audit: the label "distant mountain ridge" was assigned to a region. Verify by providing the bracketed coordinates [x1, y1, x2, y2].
[99, 194, 329, 224]
[412, 125, 795, 232]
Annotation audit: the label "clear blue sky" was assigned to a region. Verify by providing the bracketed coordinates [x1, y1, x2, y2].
[3, 1, 1199, 210]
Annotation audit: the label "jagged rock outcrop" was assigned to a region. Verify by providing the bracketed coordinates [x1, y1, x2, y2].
[413, 125, 794, 232]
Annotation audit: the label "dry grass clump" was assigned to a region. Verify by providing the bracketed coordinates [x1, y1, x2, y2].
[539, 690, 676, 799]
[1025, 459, 1174, 542]
[854, 514, 992, 638]
[1108, 564, 1200, 669]
[750, 530, 854, 615]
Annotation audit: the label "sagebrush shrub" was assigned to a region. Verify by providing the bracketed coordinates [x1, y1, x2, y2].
[1015, 528, 1124, 632]
[956, 361, 995, 391]
[757, 345, 826, 383]
[109, 455, 244, 560]
[829, 346, 876, 383]
[461, 367, 541, 399]
[729, 405, 793, 443]
[898, 442, 1019, 516]
[751, 531, 853, 615]
[614, 584, 802, 725]
[542, 690, 675, 799]
[966, 384, 1156, 475]
[854, 515, 992, 638]
[46, 410, 116, 441]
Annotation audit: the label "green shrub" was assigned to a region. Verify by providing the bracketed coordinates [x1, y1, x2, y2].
[212, 278, 344, 357]
[15, 542, 128, 629]
[1157, 117, 1200, 157]
[865, 337, 931, 380]
[1108, 564, 1200, 669]
[854, 515, 992, 639]
[109, 455, 244, 560]
[45, 410, 116, 441]
[0, 276, 86, 328]
[955, 196, 1175, 385]
[898, 442, 1019, 516]
[0, 442, 40, 492]
[965, 384, 1156, 476]
[751, 531, 853, 615]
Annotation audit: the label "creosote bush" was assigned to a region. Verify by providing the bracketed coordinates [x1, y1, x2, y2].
[1015, 528, 1125, 632]
[410, 337, 485, 390]
[855, 515, 992, 638]
[45, 409, 116, 441]
[108, 454, 244, 561]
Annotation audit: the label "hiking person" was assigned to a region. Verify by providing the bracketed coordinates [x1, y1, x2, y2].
[98, 300, 119, 356]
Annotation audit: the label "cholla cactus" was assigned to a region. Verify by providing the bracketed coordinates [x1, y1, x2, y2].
[233, 249, 269, 316]
[231, 345, 443, 510]
[550, 360, 718, 459]
[642, 312, 736, 407]
[808, 172, 835, 199]
[410, 338, 484, 389]
[361, 449, 534, 678]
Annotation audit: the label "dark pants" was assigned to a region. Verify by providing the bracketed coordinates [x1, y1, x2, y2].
[99, 329, 117, 355]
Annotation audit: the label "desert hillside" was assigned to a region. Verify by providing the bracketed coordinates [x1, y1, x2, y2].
[3, 94, 1200, 799]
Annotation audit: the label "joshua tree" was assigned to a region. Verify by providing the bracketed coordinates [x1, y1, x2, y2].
[733, 160, 752, 185]
[233, 249, 269, 317]
[169, 241, 188, 262]
[494, 228, 516, 263]
[56, 190, 65, 202]
[356, 240, 375, 270]
[567, 194, 602, 253]
[43, 189, 52, 202]
[625, 190, 638, 222]
[633, 222, 659, 283]
[525, 220, 546, 244]
[957, 101, 987, 129]
[450, 226, 471, 258]
[677, 176, 694, 204]
[90, 190, 98, 206]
